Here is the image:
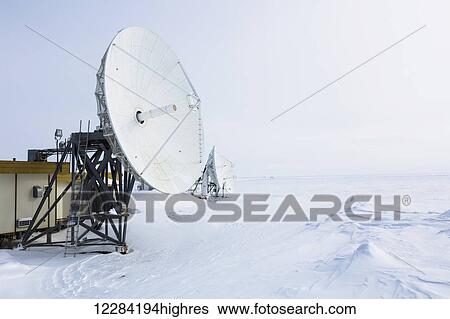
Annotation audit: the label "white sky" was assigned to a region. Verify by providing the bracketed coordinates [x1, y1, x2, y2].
[1, 0, 449, 177]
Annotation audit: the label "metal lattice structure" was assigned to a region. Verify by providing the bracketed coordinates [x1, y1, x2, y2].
[21, 130, 135, 253]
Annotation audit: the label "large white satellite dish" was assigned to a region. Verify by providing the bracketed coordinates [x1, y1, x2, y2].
[96, 27, 204, 194]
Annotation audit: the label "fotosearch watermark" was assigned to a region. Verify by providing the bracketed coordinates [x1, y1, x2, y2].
[122, 193, 410, 223]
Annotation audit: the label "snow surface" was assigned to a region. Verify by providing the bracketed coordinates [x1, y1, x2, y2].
[1, 175, 450, 298]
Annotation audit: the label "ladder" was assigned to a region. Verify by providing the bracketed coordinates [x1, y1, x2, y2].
[64, 215, 80, 257]
[64, 120, 90, 257]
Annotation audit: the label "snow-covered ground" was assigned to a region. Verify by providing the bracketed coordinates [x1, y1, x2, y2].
[1, 175, 450, 298]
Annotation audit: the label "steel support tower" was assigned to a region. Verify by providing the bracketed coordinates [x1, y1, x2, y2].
[21, 130, 135, 253]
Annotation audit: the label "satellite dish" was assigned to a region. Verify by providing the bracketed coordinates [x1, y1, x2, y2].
[212, 148, 234, 194]
[96, 26, 204, 194]
[191, 147, 234, 197]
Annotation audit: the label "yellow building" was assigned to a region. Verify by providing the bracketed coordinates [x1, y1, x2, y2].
[0, 160, 71, 237]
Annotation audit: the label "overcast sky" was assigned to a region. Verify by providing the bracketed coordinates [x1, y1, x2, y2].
[1, 0, 449, 177]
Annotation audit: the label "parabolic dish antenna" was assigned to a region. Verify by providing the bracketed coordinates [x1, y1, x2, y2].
[96, 26, 204, 194]
[211, 148, 234, 194]
[193, 147, 234, 197]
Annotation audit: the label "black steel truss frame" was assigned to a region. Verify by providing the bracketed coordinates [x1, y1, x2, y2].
[22, 130, 135, 252]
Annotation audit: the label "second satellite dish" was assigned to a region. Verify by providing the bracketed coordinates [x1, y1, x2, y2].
[96, 27, 204, 194]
